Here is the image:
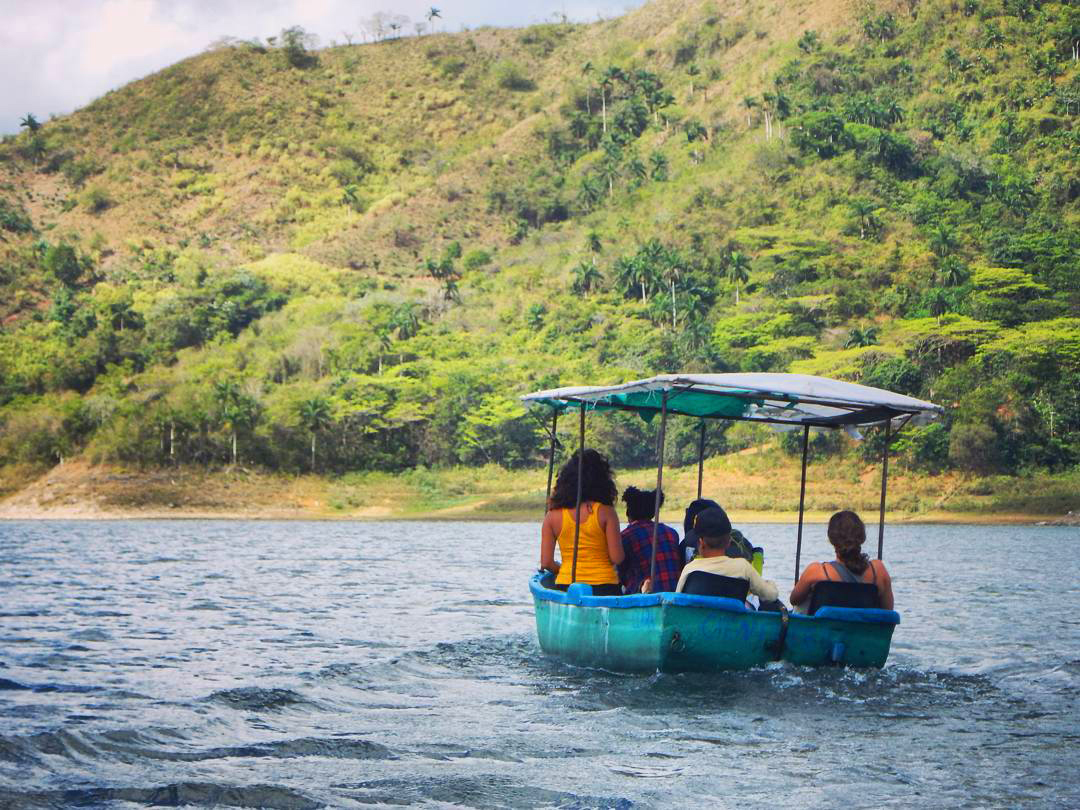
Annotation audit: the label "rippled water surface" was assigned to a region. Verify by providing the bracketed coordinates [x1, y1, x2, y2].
[1, 520, 1077, 808]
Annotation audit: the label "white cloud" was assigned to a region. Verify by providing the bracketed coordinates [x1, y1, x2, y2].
[1, 0, 641, 134]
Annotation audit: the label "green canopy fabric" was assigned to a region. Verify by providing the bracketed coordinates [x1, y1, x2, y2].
[522, 373, 943, 428]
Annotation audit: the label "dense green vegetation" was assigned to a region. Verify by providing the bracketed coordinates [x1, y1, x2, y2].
[0, 0, 1077, 491]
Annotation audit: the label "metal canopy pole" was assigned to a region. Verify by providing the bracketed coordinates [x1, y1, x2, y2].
[648, 392, 670, 588]
[571, 406, 586, 584]
[544, 410, 559, 509]
[877, 419, 892, 560]
[793, 424, 810, 583]
[696, 420, 706, 500]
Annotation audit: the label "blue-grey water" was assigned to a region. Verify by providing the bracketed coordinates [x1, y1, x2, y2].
[0, 520, 1077, 809]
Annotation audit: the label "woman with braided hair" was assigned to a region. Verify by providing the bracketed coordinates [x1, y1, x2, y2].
[789, 510, 894, 612]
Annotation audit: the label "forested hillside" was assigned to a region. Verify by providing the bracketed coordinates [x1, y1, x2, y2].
[1, 0, 1078, 495]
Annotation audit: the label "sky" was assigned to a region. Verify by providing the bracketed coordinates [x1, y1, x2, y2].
[1, 0, 642, 135]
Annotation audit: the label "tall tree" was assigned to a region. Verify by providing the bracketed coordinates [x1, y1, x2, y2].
[581, 62, 594, 114]
[19, 113, 41, 133]
[726, 251, 751, 305]
[214, 380, 259, 466]
[426, 7, 441, 33]
[584, 230, 602, 262]
[742, 96, 757, 129]
[298, 395, 333, 471]
[571, 261, 603, 294]
[662, 257, 681, 329]
[929, 223, 958, 259]
[649, 151, 669, 181]
[849, 199, 880, 240]
[390, 302, 422, 339]
[599, 66, 625, 134]
[686, 63, 700, 99]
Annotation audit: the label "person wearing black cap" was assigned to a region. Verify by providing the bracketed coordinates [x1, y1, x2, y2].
[679, 498, 756, 565]
[675, 506, 779, 605]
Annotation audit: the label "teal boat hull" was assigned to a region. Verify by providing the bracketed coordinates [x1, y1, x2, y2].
[531, 573, 898, 672]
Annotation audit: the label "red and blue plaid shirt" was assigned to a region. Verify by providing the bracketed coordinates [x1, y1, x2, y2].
[619, 520, 683, 594]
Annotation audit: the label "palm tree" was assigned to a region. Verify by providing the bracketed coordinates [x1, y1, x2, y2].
[612, 256, 636, 301]
[929, 223, 957, 259]
[19, 113, 41, 133]
[844, 325, 880, 348]
[571, 261, 603, 294]
[341, 183, 360, 209]
[443, 278, 460, 303]
[651, 88, 675, 129]
[686, 63, 704, 98]
[662, 260, 681, 328]
[581, 62, 594, 114]
[597, 156, 621, 197]
[390, 302, 422, 339]
[926, 287, 950, 322]
[298, 396, 333, 471]
[577, 175, 603, 210]
[742, 96, 757, 129]
[849, 199, 879, 240]
[649, 151, 669, 181]
[599, 66, 625, 134]
[938, 256, 968, 287]
[214, 380, 258, 465]
[726, 251, 751, 305]
[426, 7, 441, 32]
[376, 328, 392, 373]
[883, 97, 904, 125]
[760, 92, 775, 139]
[584, 229, 602, 260]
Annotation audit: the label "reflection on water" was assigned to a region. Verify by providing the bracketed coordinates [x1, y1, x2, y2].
[0, 520, 1077, 808]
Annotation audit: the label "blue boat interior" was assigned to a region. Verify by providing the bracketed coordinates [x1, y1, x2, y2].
[530, 572, 900, 625]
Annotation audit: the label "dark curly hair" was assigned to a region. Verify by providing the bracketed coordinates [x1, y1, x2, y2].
[827, 510, 870, 575]
[683, 498, 720, 534]
[549, 449, 617, 508]
[622, 486, 663, 522]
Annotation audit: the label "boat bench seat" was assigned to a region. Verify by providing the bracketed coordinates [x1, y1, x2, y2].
[680, 572, 750, 601]
[807, 581, 879, 615]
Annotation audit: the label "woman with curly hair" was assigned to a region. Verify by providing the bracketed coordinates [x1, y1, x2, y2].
[789, 510, 894, 611]
[618, 485, 682, 594]
[539, 449, 624, 596]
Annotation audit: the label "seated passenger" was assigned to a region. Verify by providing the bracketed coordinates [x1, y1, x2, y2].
[618, 486, 682, 594]
[789, 510, 894, 613]
[674, 507, 779, 606]
[540, 449, 624, 597]
[680, 498, 755, 564]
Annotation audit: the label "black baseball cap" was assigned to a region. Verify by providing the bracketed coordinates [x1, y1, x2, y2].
[683, 505, 732, 550]
[692, 506, 732, 538]
[683, 498, 720, 534]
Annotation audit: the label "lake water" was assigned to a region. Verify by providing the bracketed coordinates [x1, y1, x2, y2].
[0, 520, 1077, 808]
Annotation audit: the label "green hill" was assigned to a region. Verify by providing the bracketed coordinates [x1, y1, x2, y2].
[1, 0, 1078, 499]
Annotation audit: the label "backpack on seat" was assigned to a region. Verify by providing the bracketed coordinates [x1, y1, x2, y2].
[681, 571, 750, 601]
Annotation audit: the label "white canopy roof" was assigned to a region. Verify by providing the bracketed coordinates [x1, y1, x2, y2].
[522, 373, 943, 429]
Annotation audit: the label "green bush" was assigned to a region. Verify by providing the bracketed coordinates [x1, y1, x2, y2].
[494, 61, 536, 92]
[948, 422, 1001, 474]
[80, 186, 113, 213]
[0, 198, 32, 233]
[462, 249, 492, 271]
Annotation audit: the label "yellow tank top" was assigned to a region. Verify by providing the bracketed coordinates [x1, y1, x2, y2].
[554, 505, 619, 586]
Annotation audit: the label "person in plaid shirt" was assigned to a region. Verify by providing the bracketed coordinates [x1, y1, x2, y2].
[618, 486, 683, 594]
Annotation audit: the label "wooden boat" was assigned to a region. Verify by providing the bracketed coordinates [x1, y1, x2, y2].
[522, 373, 942, 671]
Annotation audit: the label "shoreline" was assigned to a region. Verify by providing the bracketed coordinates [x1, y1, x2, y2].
[0, 505, 1074, 526]
[2, 459, 1077, 527]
